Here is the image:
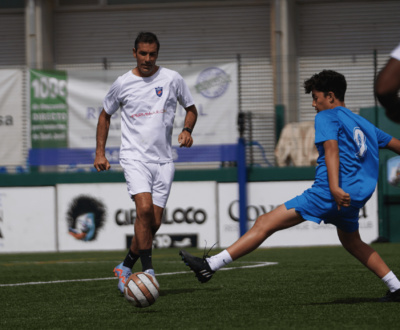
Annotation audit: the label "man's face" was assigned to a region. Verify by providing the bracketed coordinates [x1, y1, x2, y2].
[133, 42, 158, 77]
[311, 89, 333, 112]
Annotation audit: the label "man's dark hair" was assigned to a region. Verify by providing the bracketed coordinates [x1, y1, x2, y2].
[134, 32, 160, 53]
[303, 70, 347, 101]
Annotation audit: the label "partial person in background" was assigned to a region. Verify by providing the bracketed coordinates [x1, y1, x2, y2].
[180, 70, 400, 302]
[94, 32, 198, 294]
[375, 42, 400, 123]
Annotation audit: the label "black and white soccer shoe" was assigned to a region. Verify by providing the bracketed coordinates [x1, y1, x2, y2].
[379, 289, 400, 302]
[179, 250, 215, 283]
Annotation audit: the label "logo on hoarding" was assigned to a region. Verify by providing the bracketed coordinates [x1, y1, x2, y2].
[228, 200, 278, 222]
[163, 207, 207, 224]
[126, 234, 198, 249]
[115, 207, 208, 226]
[66, 195, 106, 241]
[195, 67, 231, 99]
[228, 200, 368, 222]
[0, 115, 13, 126]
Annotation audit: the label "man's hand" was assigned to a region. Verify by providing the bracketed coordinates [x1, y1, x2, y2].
[93, 155, 111, 172]
[331, 187, 351, 210]
[178, 131, 194, 148]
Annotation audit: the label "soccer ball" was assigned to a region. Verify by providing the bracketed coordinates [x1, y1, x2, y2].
[124, 272, 160, 308]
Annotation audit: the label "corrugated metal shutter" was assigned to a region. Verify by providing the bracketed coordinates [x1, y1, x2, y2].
[54, 3, 276, 167]
[297, 0, 400, 122]
[0, 12, 25, 67]
[54, 5, 270, 65]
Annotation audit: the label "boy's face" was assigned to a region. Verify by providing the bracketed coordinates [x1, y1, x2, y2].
[311, 89, 333, 112]
[133, 42, 159, 77]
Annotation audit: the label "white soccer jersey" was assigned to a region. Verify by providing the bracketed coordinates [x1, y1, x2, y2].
[103, 67, 194, 163]
[391, 43, 400, 61]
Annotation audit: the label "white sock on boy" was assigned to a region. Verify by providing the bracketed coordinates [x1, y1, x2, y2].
[382, 271, 400, 292]
[206, 249, 233, 271]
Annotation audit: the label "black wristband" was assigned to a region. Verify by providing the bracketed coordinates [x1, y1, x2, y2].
[182, 127, 193, 134]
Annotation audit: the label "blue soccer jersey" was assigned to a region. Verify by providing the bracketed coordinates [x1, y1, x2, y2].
[310, 106, 392, 206]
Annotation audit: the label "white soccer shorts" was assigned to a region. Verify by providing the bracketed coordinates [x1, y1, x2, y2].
[120, 158, 175, 208]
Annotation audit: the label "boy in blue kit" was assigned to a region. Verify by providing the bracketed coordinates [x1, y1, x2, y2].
[180, 70, 400, 302]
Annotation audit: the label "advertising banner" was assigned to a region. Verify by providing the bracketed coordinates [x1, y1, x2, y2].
[29, 63, 238, 167]
[30, 69, 68, 148]
[67, 69, 125, 150]
[0, 187, 56, 253]
[171, 63, 238, 147]
[218, 181, 379, 248]
[56, 182, 217, 251]
[66, 64, 237, 149]
[0, 69, 24, 167]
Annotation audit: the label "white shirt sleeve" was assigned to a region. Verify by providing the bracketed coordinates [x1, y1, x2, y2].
[176, 74, 195, 108]
[390, 43, 400, 61]
[103, 76, 122, 115]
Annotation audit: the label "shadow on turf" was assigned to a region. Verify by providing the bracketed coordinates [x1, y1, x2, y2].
[309, 297, 379, 305]
[160, 287, 220, 297]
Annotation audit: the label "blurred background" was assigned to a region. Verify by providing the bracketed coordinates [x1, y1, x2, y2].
[0, 0, 400, 252]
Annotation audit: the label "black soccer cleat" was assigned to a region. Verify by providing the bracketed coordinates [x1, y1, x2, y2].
[379, 289, 400, 302]
[179, 249, 215, 283]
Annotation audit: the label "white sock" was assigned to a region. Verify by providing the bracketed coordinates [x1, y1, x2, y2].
[206, 249, 233, 271]
[381, 271, 400, 292]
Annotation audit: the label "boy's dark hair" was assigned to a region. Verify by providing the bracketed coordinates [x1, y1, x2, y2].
[134, 32, 160, 53]
[304, 70, 347, 101]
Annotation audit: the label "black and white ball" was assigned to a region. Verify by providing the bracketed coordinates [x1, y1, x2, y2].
[124, 272, 160, 308]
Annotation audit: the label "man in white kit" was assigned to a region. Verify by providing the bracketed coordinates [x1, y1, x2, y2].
[94, 32, 198, 293]
[375, 42, 400, 123]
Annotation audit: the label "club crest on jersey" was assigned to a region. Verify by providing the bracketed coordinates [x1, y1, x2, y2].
[155, 87, 163, 97]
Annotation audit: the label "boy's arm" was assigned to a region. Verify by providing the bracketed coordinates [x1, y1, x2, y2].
[385, 137, 400, 154]
[323, 139, 351, 210]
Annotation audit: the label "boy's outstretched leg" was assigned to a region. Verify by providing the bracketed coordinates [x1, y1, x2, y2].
[337, 228, 400, 302]
[180, 205, 303, 283]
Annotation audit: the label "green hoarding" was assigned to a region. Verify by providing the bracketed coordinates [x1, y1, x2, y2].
[30, 69, 68, 148]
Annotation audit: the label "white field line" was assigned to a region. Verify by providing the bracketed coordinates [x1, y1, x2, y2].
[0, 261, 277, 288]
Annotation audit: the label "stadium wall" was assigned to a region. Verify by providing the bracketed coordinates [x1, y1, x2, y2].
[0, 178, 379, 254]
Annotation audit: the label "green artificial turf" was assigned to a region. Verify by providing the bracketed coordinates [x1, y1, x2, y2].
[1, 244, 399, 329]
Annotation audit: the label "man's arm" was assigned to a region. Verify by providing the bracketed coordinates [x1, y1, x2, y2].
[375, 58, 400, 123]
[94, 109, 111, 171]
[323, 139, 351, 210]
[385, 137, 400, 155]
[178, 104, 198, 148]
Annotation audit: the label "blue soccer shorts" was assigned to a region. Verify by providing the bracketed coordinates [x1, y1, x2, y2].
[284, 189, 361, 233]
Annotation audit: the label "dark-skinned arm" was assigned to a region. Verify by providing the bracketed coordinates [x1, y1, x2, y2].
[375, 58, 400, 123]
[178, 105, 198, 148]
[93, 109, 111, 171]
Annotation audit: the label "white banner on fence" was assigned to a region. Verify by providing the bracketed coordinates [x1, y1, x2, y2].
[0, 69, 25, 167]
[66, 63, 238, 149]
[67, 70, 126, 149]
[56, 182, 217, 251]
[218, 181, 379, 248]
[171, 63, 238, 146]
[0, 187, 56, 253]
